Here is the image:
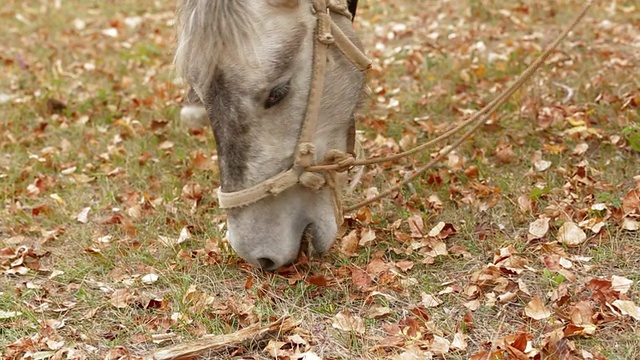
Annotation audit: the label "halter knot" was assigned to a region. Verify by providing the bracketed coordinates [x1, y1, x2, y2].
[323, 149, 355, 172]
[299, 172, 326, 190]
[295, 142, 316, 168]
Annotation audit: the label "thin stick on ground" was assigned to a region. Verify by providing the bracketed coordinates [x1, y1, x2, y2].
[142, 317, 300, 360]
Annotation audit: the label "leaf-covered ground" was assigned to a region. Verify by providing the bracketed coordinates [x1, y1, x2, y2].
[1, 0, 639, 359]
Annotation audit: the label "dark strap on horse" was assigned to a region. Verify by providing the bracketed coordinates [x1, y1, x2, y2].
[348, 0, 358, 21]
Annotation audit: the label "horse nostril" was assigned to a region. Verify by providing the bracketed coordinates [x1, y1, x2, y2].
[257, 257, 276, 271]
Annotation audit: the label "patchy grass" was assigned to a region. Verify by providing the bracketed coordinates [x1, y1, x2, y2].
[1, 0, 639, 359]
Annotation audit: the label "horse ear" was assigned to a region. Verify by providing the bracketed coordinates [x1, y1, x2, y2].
[267, 0, 300, 8]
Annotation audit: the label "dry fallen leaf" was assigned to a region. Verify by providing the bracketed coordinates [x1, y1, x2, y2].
[365, 305, 391, 319]
[340, 230, 359, 256]
[421, 293, 443, 308]
[390, 345, 430, 360]
[332, 311, 365, 334]
[141, 273, 159, 285]
[622, 217, 639, 231]
[110, 289, 134, 308]
[177, 226, 191, 244]
[622, 189, 640, 214]
[451, 331, 467, 351]
[263, 340, 288, 358]
[612, 300, 640, 321]
[76, 207, 91, 224]
[431, 335, 451, 355]
[532, 151, 552, 172]
[557, 222, 587, 246]
[407, 214, 424, 238]
[570, 300, 594, 326]
[359, 228, 377, 246]
[564, 323, 597, 337]
[518, 194, 533, 212]
[528, 217, 550, 239]
[525, 295, 551, 320]
[396, 259, 414, 272]
[611, 275, 633, 294]
[428, 222, 446, 237]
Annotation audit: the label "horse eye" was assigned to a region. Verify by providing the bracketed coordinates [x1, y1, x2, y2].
[264, 81, 291, 109]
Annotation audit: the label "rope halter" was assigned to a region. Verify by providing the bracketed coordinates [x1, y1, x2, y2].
[216, 0, 371, 227]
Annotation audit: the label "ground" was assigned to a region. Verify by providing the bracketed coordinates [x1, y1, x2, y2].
[1, 0, 639, 359]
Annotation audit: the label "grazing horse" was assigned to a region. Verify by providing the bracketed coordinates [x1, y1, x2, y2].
[175, 0, 367, 270]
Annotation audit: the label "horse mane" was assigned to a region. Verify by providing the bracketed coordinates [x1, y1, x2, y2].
[174, 0, 258, 99]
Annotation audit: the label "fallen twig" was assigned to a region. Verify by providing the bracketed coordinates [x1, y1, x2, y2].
[142, 317, 300, 360]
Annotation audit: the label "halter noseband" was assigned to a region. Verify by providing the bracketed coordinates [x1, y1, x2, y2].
[217, 0, 371, 226]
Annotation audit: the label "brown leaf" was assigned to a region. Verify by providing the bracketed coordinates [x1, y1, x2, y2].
[263, 340, 288, 358]
[191, 151, 212, 170]
[181, 183, 203, 202]
[110, 289, 134, 308]
[395, 259, 414, 272]
[564, 323, 597, 337]
[528, 217, 550, 239]
[306, 274, 329, 287]
[150, 119, 169, 131]
[612, 300, 640, 320]
[46, 98, 67, 114]
[428, 222, 457, 239]
[76, 206, 91, 224]
[355, 207, 373, 224]
[622, 189, 640, 214]
[570, 300, 594, 326]
[495, 143, 515, 163]
[504, 332, 530, 352]
[407, 214, 424, 238]
[366, 258, 389, 274]
[365, 305, 391, 319]
[517, 194, 533, 213]
[525, 295, 551, 320]
[358, 228, 376, 246]
[543, 254, 562, 271]
[339, 229, 359, 256]
[332, 311, 365, 334]
[431, 335, 450, 355]
[244, 276, 253, 290]
[557, 222, 587, 246]
[351, 268, 372, 291]
[420, 292, 443, 308]
[611, 275, 633, 294]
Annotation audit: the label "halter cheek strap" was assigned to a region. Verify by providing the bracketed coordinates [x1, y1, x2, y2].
[216, 0, 371, 227]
